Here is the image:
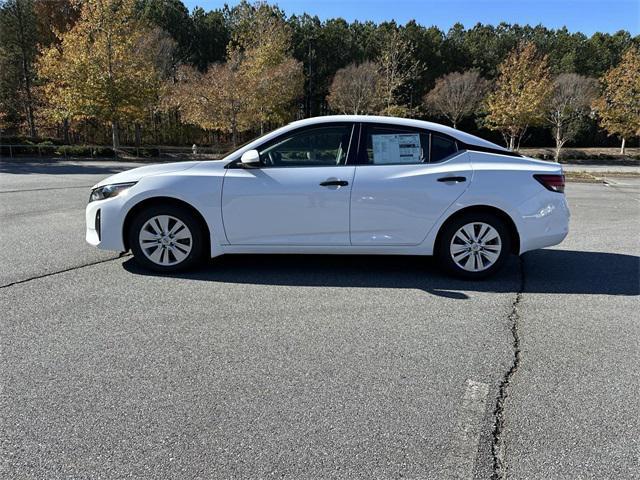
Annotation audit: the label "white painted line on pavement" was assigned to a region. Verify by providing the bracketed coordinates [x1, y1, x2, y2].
[442, 379, 490, 479]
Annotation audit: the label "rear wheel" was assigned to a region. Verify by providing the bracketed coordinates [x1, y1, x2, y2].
[437, 212, 512, 279]
[128, 204, 205, 272]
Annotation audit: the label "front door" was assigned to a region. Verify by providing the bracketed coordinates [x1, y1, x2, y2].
[350, 124, 472, 245]
[222, 124, 356, 245]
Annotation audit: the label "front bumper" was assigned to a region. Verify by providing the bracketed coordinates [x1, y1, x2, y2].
[85, 196, 127, 251]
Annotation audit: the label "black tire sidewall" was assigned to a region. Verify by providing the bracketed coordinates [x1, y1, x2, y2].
[128, 205, 205, 272]
[437, 212, 512, 279]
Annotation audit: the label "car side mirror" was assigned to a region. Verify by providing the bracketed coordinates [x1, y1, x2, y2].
[240, 149, 261, 167]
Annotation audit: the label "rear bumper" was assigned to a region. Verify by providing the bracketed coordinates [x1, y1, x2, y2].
[516, 190, 570, 254]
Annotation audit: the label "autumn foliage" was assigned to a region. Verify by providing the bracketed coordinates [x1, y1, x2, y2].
[0, 0, 638, 152]
[163, 2, 303, 146]
[38, 0, 163, 148]
[484, 42, 553, 150]
[593, 46, 640, 154]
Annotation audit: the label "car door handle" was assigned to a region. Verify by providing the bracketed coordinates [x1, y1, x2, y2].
[437, 176, 466, 183]
[320, 179, 349, 187]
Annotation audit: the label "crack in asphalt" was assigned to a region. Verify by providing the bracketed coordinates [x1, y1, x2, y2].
[491, 256, 525, 480]
[0, 253, 130, 289]
[0, 185, 93, 194]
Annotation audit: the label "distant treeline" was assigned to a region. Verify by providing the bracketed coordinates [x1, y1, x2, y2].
[0, 0, 638, 154]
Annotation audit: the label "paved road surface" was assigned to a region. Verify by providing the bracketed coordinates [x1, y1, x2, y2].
[1, 159, 638, 479]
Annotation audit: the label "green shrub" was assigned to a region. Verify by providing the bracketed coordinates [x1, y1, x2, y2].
[137, 147, 160, 157]
[56, 145, 115, 157]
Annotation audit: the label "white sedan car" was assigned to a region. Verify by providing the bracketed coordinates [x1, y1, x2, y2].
[86, 115, 569, 279]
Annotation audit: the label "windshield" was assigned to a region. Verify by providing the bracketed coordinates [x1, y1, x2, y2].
[220, 125, 285, 158]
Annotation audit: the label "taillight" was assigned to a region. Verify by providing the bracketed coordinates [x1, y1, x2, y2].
[534, 174, 565, 193]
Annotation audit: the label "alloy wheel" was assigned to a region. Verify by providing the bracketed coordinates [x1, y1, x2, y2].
[138, 215, 193, 266]
[449, 222, 502, 272]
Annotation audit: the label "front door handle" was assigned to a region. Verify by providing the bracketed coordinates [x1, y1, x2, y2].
[437, 176, 466, 183]
[320, 179, 349, 187]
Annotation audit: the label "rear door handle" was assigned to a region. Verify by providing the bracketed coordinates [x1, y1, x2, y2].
[437, 176, 466, 183]
[320, 179, 349, 187]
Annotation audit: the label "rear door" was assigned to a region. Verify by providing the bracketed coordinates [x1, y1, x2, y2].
[350, 123, 472, 245]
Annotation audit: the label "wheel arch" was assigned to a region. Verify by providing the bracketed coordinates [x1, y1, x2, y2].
[122, 196, 211, 253]
[434, 205, 520, 255]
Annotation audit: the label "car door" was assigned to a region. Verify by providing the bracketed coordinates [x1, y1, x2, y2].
[222, 123, 356, 245]
[350, 123, 472, 245]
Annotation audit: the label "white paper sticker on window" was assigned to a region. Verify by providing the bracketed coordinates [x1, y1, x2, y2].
[371, 134, 421, 164]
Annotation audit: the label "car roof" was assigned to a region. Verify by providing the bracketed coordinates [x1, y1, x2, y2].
[287, 115, 510, 152]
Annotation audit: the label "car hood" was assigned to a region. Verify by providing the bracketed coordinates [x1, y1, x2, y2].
[92, 161, 201, 188]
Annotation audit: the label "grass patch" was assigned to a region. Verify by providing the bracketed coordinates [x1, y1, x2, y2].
[564, 171, 603, 183]
[520, 147, 640, 165]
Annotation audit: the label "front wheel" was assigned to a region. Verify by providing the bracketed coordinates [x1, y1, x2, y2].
[128, 204, 205, 272]
[437, 212, 512, 279]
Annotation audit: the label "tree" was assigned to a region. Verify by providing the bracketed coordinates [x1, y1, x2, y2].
[289, 15, 369, 116]
[376, 27, 424, 114]
[546, 73, 598, 160]
[189, 7, 229, 70]
[165, 51, 250, 147]
[327, 62, 383, 114]
[164, 2, 302, 144]
[423, 70, 489, 129]
[241, 51, 303, 133]
[33, 0, 80, 48]
[227, 1, 302, 133]
[0, 0, 39, 137]
[593, 46, 640, 154]
[37, 0, 163, 149]
[485, 42, 552, 150]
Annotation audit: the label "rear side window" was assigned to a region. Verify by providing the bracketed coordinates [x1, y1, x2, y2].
[363, 126, 429, 165]
[360, 124, 459, 165]
[430, 135, 458, 163]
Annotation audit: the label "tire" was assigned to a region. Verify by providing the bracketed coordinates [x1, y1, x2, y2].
[128, 204, 205, 272]
[436, 212, 512, 279]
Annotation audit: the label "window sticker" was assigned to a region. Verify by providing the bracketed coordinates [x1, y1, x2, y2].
[371, 134, 421, 164]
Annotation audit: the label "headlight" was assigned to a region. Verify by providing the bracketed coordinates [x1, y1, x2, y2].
[89, 182, 136, 203]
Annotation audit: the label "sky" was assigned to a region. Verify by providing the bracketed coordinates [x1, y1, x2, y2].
[182, 0, 640, 36]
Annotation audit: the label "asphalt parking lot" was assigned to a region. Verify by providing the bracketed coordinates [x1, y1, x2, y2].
[1, 159, 638, 479]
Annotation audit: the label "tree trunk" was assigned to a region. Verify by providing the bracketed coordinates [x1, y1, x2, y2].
[554, 127, 562, 161]
[231, 119, 237, 148]
[452, 121, 457, 129]
[111, 121, 120, 150]
[15, 0, 36, 138]
[508, 135, 516, 150]
[62, 118, 70, 144]
[620, 137, 626, 155]
[134, 123, 142, 147]
[23, 87, 36, 137]
[306, 41, 313, 117]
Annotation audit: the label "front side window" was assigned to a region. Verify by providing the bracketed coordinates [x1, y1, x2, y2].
[258, 125, 353, 167]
